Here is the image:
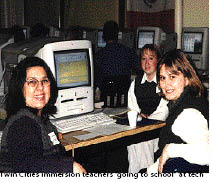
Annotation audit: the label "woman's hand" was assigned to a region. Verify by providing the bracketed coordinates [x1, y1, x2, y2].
[73, 161, 87, 174]
[158, 144, 170, 173]
[140, 113, 148, 118]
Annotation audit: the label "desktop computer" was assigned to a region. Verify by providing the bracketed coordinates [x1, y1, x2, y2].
[19, 26, 31, 40]
[118, 28, 135, 49]
[0, 32, 14, 96]
[2, 39, 94, 119]
[35, 40, 94, 119]
[181, 27, 209, 72]
[86, 28, 135, 53]
[1, 37, 64, 95]
[136, 26, 177, 56]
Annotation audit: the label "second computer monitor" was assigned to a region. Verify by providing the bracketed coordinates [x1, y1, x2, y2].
[136, 26, 166, 49]
[0, 31, 14, 96]
[95, 28, 134, 52]
[137, 30, 155, 49]
[97, 29, 106, 48]
[136, 26, 177, 56]
[181, 27, 209, 71]
[21, 26, 31, 40]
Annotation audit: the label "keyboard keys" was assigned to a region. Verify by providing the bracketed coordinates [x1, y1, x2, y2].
[51, 112, 116, 133]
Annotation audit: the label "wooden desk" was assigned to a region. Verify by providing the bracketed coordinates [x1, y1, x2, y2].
[60, 121, 165, 154]
[58, 119, 165, 172]
[60, 121, 165, 172]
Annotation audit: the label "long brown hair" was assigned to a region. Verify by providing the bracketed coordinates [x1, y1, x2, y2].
[157, 49, 203, 97]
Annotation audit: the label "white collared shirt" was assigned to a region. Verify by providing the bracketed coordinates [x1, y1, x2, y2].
[128, 74, 168, 121]
[141, 74, 161, 93]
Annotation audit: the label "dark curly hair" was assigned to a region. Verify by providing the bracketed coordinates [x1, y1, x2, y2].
[5, 57, 58, 119]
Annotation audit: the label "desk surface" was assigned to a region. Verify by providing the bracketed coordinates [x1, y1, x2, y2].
[60, 121, 165, 151]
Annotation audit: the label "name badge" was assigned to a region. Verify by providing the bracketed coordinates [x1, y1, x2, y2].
[48, 132, 60, 145]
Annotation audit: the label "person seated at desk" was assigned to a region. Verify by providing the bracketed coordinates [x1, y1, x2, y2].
[0, 57, 86, 173]
[127, 44, 169, 173]
[147, 49, 209, 173]
[94, 20, 139, 107]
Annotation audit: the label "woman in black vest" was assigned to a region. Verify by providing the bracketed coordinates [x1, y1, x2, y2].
[0, 57, 86, 173]
[127, 44, 169, 173]
[147, 49, 209, 173]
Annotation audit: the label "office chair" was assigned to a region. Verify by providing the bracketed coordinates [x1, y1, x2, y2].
[99, 75, 131, 107]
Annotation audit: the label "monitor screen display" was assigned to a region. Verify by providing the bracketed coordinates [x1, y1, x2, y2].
[22, 29, 27, 40]
[137, 31, 155, 49]
[183, 32, 203, 54]
[97, 30, 106, 48]
[54, 49, 91, 88]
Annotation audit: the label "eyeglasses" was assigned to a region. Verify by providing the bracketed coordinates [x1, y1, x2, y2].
[26, 78, 50, 87]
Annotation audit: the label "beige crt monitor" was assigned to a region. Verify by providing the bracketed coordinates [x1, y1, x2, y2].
[0, 37, 14, 96]
[136, 26, 166, 49]
[181, 27, 209, 71]
[92, 27, 134, 52]
[35, 40, 94, 119]
[136, 26, 166, 56]
[136, 26, 177, 56]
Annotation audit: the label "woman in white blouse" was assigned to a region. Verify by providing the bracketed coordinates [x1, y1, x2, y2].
[127, 44, 168, 173]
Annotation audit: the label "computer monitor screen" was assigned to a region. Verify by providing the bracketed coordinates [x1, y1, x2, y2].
[22, 28, 27, 40]
[20, 26, 30, 40]
[137, 31, 155, 49]
[54, 49, 91, 88]
[183, 32, 203, 54]
[97, 30, 106, 48]
[181, 27, 209, 71]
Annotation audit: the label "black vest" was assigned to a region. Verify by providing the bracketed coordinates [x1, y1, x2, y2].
[134, 74, 161, 115]
[158, 87, 209, 154]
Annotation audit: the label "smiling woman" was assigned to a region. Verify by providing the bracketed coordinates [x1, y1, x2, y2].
[147, 49, 209, 173]
[5, 57, 58, 119]
[0, 57, 86, 173]
[159, 64, 189, 101]
[23, 66, 51, 116]
[127, 44, 168, 173]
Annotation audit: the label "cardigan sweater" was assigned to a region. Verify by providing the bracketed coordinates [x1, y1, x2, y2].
[0, 108, 73, 173]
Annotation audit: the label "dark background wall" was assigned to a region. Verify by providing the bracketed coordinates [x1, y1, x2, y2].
[24, 0, 60, 28]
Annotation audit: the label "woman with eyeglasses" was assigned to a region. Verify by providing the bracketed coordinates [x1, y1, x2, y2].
[0, 57, 86, 173]
[147, 49, 209, 173]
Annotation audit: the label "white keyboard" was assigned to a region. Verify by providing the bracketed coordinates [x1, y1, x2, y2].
[51, 112, 116, 133]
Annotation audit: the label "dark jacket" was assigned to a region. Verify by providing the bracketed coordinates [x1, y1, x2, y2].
[0, 108, 73, 173]
[94, 42, 139, 87]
